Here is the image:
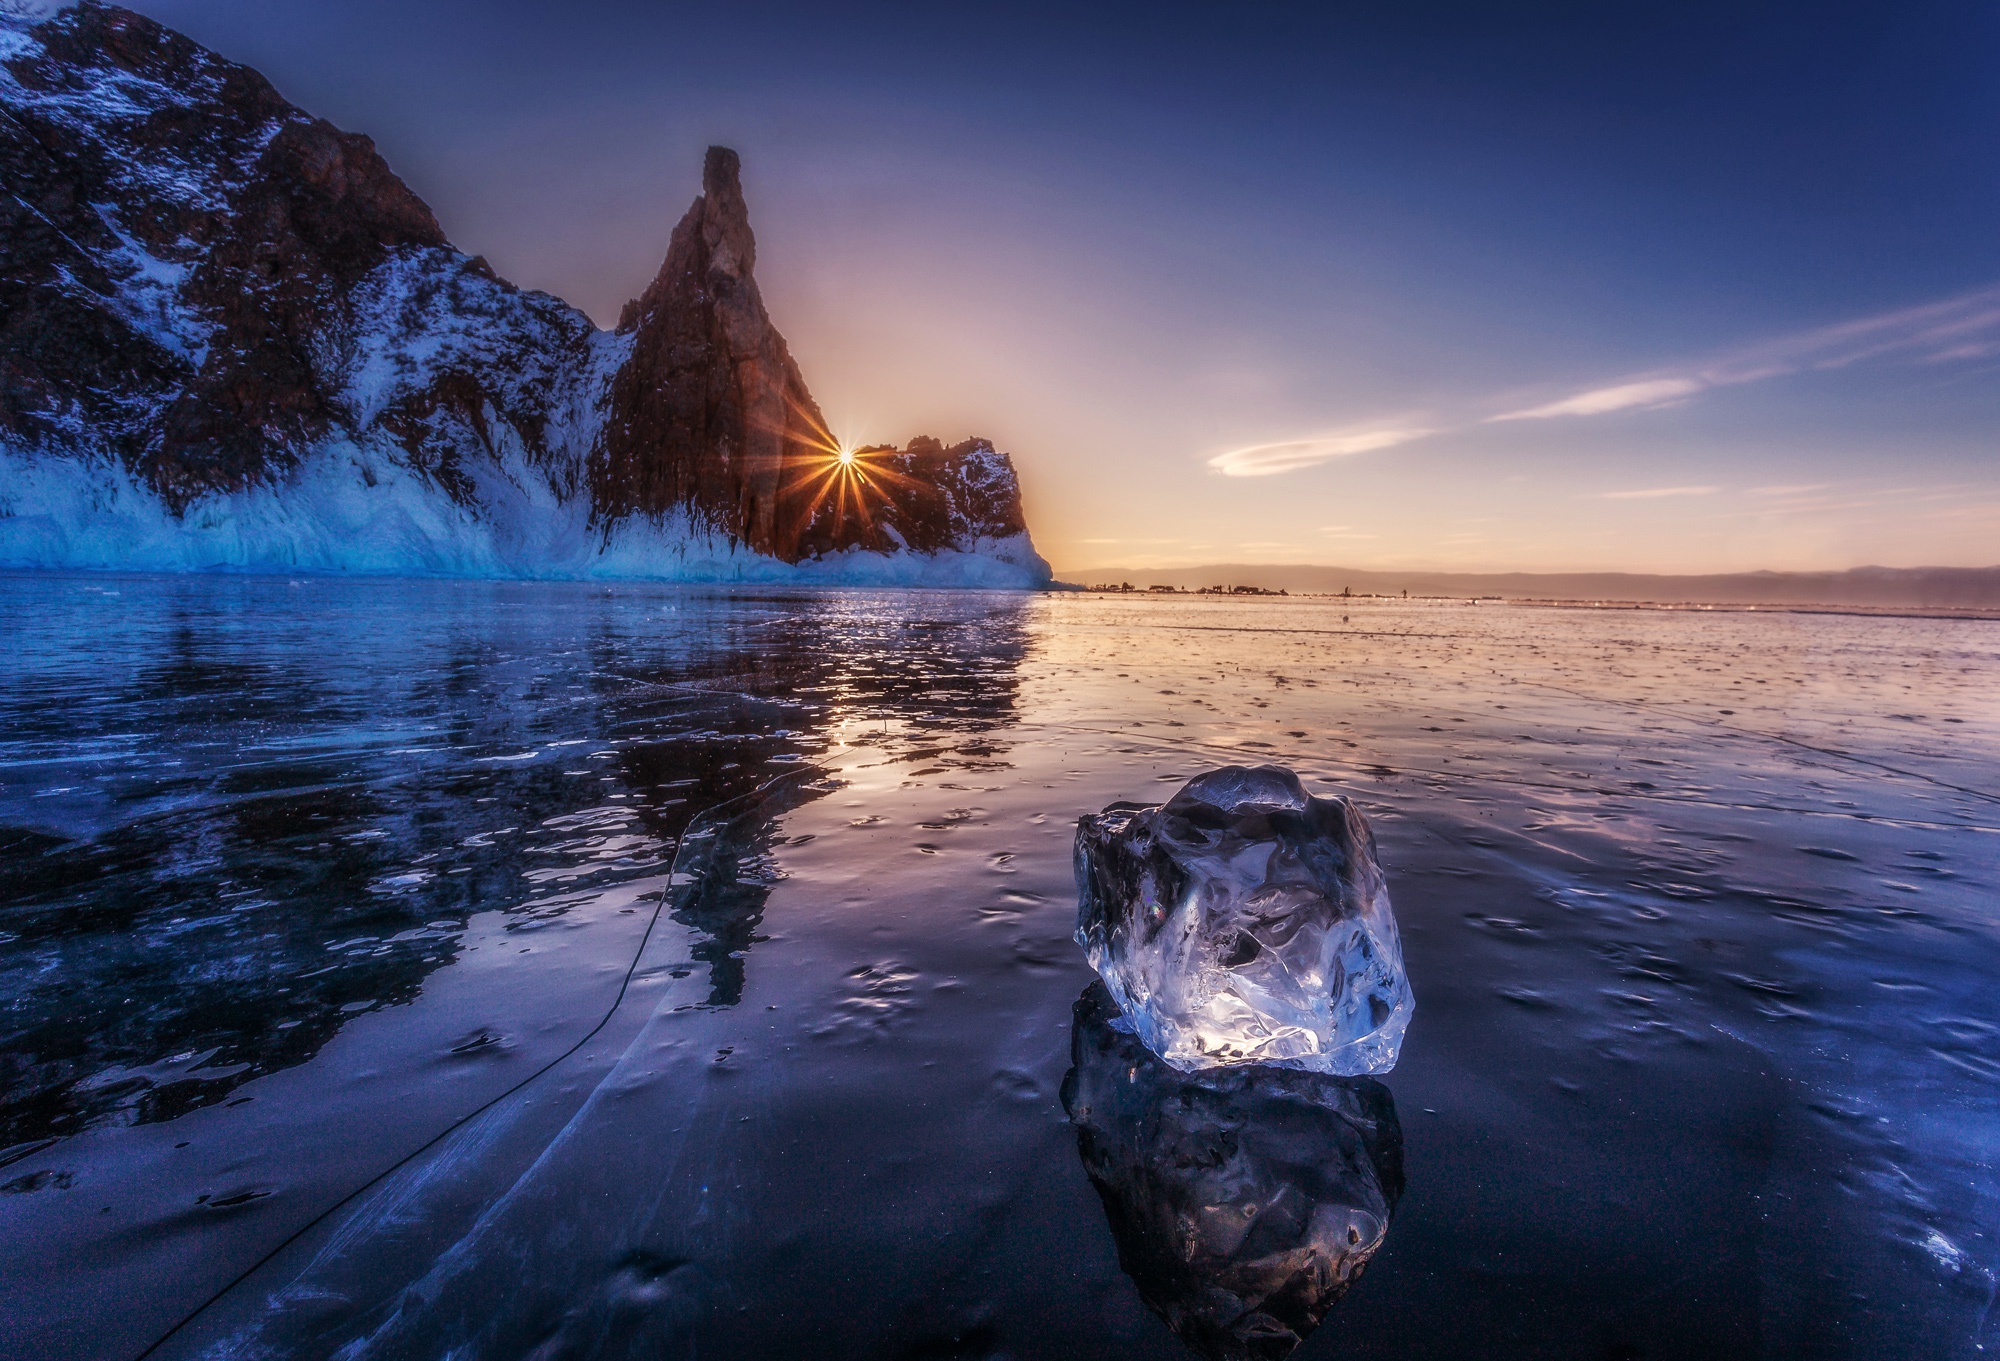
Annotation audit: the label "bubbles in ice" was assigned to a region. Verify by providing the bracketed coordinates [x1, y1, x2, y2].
[1062, 982, 1404, 1361]
[1073, 765, 1413, 1074]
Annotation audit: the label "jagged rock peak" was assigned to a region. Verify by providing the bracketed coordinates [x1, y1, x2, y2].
[593, 145, 833, 558]
[697, 145, 755, 279]
[617, 146, 754, 333]
[591, 148, 1044, 569]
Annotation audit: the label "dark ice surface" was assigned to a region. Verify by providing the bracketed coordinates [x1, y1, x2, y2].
[1, 576, 1996, 1361]
[1063, 980, 1405, 1360]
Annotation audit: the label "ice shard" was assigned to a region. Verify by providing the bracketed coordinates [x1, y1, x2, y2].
[1062, 982, 1404, 1361]
[1073, 765, 1412, 1074]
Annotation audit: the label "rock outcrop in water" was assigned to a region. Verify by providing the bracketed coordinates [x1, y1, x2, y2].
[0, 3, 1048, 585]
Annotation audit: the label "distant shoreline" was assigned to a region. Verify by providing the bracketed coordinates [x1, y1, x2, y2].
[1059, 584, 2000, 622]
[1058, 562, 2000, 613]
[1501, 598, 2000, 622]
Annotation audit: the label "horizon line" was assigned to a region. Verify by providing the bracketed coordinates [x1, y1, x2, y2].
[1053, 561, 2000, 579]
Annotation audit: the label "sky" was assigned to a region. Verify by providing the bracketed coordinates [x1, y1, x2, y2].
[121, 0, 2000, 573]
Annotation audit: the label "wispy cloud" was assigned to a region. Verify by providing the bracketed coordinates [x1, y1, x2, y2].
[1208, 280, 2000, 475]
[1208, 424, 1433, 477]
[1491, 284, 2000, 424]
[1770, 285, 2000, 372]
[1598, 485, 1720, 499]
[1492, 378, 1700, 422]
[1747, 483, 1832, 496]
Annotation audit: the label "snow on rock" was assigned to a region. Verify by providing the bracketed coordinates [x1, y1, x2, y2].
[0, 4, 1051, 588]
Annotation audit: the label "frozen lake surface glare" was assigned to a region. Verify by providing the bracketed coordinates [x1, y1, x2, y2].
[1, 577, 1996, 1361]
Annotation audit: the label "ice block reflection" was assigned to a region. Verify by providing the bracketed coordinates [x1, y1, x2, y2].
[1061, 982, 1404, 1361]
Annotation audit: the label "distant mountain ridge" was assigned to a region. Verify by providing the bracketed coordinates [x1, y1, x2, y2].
[1064, 563, 2000, 608]
[0, 3, 1050, 585]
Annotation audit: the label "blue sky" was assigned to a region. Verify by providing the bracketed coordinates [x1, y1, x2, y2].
[131, 0, 2000, 571]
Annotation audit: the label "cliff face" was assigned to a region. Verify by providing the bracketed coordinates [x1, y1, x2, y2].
[596, 147, 831, 559]
[0, 3, 1048, 585]
[0, 3, 452, 509]
[795, 436, 1033, 559]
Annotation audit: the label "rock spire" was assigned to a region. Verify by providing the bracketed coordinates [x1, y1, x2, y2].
[594, 146, 1036, 563]
[593, 146, 831, 558]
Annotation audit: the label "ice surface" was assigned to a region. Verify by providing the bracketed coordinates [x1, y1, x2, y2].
[7, 589, 1996, 1357]
[1062, 981, 1403, 1361]
[1074, 765, 1413, 1074]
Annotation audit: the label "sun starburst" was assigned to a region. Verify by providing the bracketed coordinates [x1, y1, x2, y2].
[739, 396, 926, 538]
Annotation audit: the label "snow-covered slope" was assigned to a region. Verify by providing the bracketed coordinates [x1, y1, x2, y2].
[0, 4, 1050, 587]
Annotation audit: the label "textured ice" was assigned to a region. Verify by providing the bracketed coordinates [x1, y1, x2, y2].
[0, 440, 1051, 587]
[1073, 765, 1413, 1074]
[1062, 982, 1403, 1361]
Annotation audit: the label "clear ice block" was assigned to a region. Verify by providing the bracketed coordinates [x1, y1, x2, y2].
[1073, 765, 1413, 1074]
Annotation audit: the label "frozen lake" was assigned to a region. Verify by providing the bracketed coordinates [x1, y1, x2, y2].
[2, 576, 1996, 1360]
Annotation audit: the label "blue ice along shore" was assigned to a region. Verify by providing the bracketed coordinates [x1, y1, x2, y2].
[0, 438, 1052, 588]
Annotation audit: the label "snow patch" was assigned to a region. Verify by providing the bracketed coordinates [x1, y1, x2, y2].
[86, 210, 209, 364]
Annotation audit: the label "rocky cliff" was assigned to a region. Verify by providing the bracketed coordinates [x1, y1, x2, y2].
[0, 2, 1048, 586]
